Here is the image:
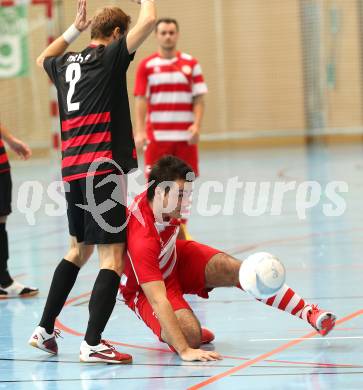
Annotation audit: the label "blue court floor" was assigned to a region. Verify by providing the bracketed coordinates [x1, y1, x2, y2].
[1, 142, 363, 389]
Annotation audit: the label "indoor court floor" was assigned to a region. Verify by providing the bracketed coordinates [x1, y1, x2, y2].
[1, 142, 363, 389]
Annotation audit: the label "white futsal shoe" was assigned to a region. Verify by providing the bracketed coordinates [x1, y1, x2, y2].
[0, 280, 38, 298]
[80, 340, 132, 364]
[28, 326, 61, 354]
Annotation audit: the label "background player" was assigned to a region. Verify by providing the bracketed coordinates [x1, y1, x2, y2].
[0, 123, 38, 298]
[29, 0, 156, 364]
[133, 18, 208, 239]
[120, 156, 336, 362]
[133, 18, 207, 174]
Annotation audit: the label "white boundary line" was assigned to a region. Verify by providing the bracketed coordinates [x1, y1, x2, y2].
[250, 336, 363, 342]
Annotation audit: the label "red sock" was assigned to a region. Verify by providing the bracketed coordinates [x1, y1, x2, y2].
[259, 284, 312, 321]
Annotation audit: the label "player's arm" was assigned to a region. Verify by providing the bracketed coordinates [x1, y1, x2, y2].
[0, 124, 31, 160]
[141, 280, 221, 362]
[134, 96, 148, 150]
[127, 0, 157, 54]
[36, 0, 91, 67]
[188, 95, 205, 145]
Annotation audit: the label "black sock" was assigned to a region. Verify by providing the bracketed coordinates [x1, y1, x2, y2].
[84, 269, 120, 346]
[39, 259, 80, 334]
[0, 223, 13, 288]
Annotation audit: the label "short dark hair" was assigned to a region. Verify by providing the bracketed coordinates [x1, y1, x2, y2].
[155, 18, 179, 32]
[147, 156, 194, 201]
[91, 7, 131, 39]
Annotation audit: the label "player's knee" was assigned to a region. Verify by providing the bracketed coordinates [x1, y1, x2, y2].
[221, 254, 240, 279]
[102, 262, 123, 276]
[175, 309, 202, 348]
[78, 245, 94, 264]
[206, 253, 240, 287]
[66, 243, 93, 268]
[98, 244, 125, 276]
[181, 323, 202, 349]
[99, 256, 124, 275]
[65, 246, 79, 264]
[183, 327, 202, 348]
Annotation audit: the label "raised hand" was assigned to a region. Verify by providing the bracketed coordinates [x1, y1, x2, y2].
[74, 0, 92, 32]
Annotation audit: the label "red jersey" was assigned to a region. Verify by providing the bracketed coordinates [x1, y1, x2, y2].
[134, 52, 207, 142]
[120, 192, 180, 303]
[0, 132, 10, 174]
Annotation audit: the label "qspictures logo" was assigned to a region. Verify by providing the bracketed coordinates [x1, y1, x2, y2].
[15, 159, 349, 227]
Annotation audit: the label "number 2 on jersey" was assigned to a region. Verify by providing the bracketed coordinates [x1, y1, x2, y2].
[66, 63, 81, 112]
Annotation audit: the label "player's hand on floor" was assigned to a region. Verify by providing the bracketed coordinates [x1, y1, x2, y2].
[180, 348, 222, 362]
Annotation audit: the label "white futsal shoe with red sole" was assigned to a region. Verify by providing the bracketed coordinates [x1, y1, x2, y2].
[80, 340, 132, 364]
[28, 326, 61, 354]
[307, 305, 336, 336]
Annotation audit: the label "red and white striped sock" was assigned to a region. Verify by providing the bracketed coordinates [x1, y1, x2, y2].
[259, 284, 312, 321]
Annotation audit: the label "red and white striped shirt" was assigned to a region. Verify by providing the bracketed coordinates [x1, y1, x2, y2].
[120, 192, 180, 303]
[134, 52, 208, 142]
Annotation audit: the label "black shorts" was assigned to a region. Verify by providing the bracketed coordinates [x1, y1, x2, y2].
[65, 172, 127, 245]
[0, 171, 12, 217]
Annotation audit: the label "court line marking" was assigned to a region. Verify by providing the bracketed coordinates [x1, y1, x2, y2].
[54, 292, 361, 370]
[13, 226, 363, 253]
[3, 371, 363, 383]
[87, 294, 363, 306]
[187, 309, 363, 389]
[228, 227, 363, 255]
[4, 357, 361, 369]
[250, 336, 363, 342]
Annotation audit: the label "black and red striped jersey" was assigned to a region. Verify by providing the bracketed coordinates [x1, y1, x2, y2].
[0, 131, 10, 174]
[44, 36, 137, 182]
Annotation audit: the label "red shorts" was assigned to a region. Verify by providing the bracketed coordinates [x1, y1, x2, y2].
[144, 140, 199, 177]
[126, 240, 220, 341]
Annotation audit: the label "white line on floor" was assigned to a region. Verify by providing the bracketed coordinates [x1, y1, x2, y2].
[249, 336, 363, 342]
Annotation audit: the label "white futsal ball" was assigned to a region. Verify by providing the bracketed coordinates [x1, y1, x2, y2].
[239, 252, 286, 299]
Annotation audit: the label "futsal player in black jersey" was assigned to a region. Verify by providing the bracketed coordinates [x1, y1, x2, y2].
[29, 0, 157, 364]
[0, 123, 38, 298]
